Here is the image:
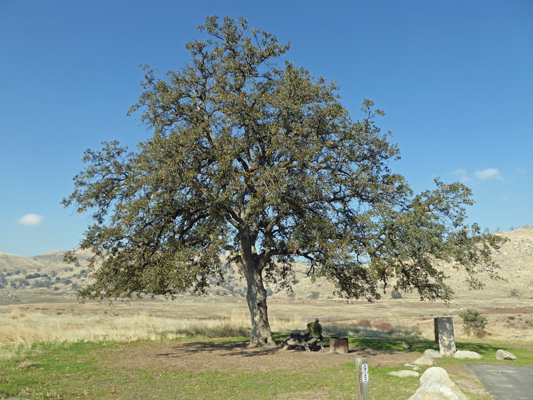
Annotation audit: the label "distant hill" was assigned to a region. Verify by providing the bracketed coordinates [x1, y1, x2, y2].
[439, 225, 533, 298]
[0, 249, 95, 300]
[1, 226, 531, 302]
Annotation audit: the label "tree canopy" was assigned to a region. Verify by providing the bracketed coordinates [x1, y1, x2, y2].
[63, 16, 506, 346]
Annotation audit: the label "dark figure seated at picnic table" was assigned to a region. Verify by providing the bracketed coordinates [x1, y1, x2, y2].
[307, 318, 324, 349]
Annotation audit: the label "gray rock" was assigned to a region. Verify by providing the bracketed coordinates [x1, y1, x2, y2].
[389, 370, 420, 378]
[453, 350, 482, 359]
[408, 381, 468, 400]
[434, 317, 457, 356]
[424, 348, 443, 359]
[496, 349, 518, 361]
[420, 367, 456, 388]
[413, 355, 435, 366]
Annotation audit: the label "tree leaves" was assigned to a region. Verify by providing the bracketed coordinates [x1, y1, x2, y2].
[64, 16, 506, 311]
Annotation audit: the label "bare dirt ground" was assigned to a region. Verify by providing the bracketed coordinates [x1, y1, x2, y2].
[99, 338, 492, 397]
[101, 339, 417, 372]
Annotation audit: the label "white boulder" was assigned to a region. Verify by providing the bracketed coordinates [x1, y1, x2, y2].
[424, 349, 443, 359]
[389, 370, 420, 378]
[453, 350, 482, 359]
[496, 349, 517, 361]
[408, 381, 468, 400]
[420, 367, 456, 388]
[413, 355, 434, 366]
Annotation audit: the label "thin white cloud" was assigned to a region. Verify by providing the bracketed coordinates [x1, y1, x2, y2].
[17, 214, 45, 226]
[515, 167, 526, 174]
[474, 168, 503, 180]
[454, 169, 471, 183]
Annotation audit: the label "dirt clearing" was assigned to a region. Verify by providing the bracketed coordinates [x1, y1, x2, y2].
[104, 339, 428, 372]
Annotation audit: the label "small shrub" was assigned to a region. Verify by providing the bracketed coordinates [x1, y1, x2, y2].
[374, 322, 393, 331]
[509, 289, 522, 299]
[308, 291, 320, 299]
[460, 308, 487, 338]
[31, 280, 52, 288]
[358, 319, 372, 328]
[391, 290, 402, 299]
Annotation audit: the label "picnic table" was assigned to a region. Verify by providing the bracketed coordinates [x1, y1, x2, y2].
[281, 330, 320, 352]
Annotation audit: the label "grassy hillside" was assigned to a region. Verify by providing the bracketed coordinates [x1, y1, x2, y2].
[1, 226, 532, 304]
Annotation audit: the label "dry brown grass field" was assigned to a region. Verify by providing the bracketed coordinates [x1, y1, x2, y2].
[2, 293, 533, 352]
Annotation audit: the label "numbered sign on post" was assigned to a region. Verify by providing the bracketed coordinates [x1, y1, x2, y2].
[362, 362, 369, 382]
[355, 358, 369, 400]
[361, 364, 368, 383]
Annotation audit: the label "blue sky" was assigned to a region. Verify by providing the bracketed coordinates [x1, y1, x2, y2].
[1, 0, 532, 257]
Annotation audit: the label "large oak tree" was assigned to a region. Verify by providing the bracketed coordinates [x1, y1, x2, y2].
[63, 16, 505, 347]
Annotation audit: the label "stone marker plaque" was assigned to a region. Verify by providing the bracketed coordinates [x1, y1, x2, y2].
[434, 317, 456, 356]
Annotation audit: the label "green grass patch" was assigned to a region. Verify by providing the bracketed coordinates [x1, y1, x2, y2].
[0, 338, 415, 400]
[1, 336, 531, 399]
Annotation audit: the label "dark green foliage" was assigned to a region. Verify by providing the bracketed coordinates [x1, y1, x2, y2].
[31, 279, 52, 288]
[308, 291, 320, 299]
[391, 290, 402, 299]
[509, 289, 521, 298]
[9, 279, 30, 289]
[62, 16, 506, 343]
[460, 308, 487, 338]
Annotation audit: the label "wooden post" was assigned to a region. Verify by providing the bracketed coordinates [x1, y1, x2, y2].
[355, 357, 369, 400]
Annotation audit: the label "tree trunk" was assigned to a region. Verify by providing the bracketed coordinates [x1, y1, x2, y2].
[245, 263, 276, 347]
